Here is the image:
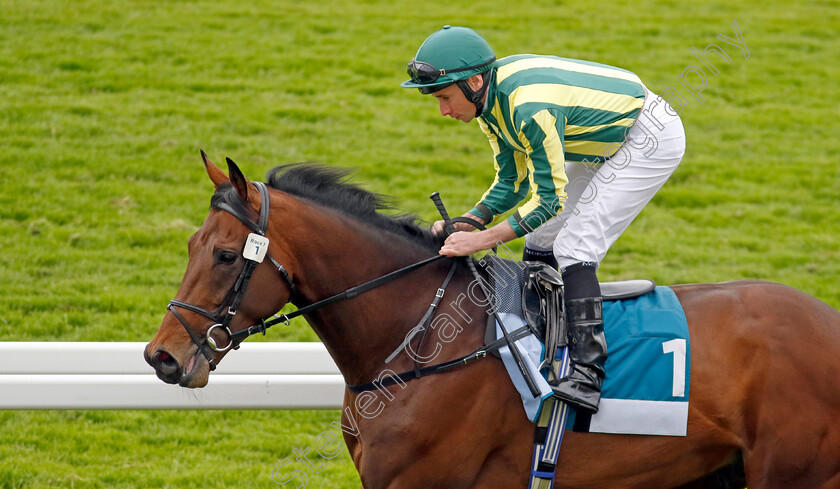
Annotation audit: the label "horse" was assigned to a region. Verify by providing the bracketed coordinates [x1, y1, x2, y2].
[145, 153, 840, 489]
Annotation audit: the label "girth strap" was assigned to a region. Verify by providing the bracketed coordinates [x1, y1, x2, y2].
[528, 346, 572, 489]
[528, 396, 570, 489]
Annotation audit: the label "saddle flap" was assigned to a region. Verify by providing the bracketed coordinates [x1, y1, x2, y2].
[522, 261, 566, 352]
[524, 260, 564, 287]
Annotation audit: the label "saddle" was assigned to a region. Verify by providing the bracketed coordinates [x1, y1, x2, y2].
[481, 257, 657, 489]
[483, 256, 655, 364]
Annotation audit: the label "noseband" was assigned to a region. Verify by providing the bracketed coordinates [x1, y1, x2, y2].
[167, 182, 296, 371]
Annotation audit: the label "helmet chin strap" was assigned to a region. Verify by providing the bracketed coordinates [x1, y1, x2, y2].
[456, 71, 492, 118]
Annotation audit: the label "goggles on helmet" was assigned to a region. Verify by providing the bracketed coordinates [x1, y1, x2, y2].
[406, 57, 496, 85]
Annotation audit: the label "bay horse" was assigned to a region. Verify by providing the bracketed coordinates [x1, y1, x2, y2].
[145, 154, 840, 489]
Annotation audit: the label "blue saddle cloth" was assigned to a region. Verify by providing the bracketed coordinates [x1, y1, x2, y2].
[495, 285, 691, 436]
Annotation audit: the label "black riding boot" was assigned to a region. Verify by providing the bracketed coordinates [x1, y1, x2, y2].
[550, 262, 608, 413]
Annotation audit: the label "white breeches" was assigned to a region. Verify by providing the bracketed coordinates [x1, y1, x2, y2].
[524, 87, 686, 269]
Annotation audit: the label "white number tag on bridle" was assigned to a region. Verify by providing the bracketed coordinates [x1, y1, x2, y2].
[242, 233, 269, 263]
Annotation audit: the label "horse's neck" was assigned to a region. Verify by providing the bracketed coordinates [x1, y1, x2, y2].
[283, 212, 485, 385]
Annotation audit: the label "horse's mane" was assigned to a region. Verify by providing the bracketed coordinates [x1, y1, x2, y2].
[210, 164, 443, 251]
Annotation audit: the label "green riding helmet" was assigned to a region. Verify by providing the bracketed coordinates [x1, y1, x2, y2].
[401, 25, 496, 95]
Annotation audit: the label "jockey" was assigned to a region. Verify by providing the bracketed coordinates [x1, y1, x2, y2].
[401, 26, 686, 412]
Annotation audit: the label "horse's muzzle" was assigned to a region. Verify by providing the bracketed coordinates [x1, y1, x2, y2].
[145, 347, 182, 385]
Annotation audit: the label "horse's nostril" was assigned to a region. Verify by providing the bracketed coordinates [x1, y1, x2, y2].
[152, 349, 181, 376]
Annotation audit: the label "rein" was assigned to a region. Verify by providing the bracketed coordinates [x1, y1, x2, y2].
[228, 253, 448, 344]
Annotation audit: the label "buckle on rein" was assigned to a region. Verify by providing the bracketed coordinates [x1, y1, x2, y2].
[468, 349, 488, 365]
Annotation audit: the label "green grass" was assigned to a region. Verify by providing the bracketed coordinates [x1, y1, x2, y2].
[0, 410, 358, 488]
[1, 0, 838, 487]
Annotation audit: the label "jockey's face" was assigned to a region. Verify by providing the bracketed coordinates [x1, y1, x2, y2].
[432, 75, 483, 123]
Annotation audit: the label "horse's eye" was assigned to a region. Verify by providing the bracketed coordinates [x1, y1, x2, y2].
[216, 250, 238, 265]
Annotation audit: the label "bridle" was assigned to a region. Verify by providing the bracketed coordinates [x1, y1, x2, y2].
[166, 181, 448, 372]
[167, 182, 296, 370]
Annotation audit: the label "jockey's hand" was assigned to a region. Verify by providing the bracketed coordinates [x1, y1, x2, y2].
[438, 220, 519, 257]
[430, 213, 486, 236]
[439, 231, 492, 256]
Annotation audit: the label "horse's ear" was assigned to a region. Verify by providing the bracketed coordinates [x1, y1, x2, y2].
[201, 150, 229, 188]
[226, 157, 251, 203]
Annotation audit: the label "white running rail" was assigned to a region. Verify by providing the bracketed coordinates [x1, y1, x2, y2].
[0, 342, 345, 410]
